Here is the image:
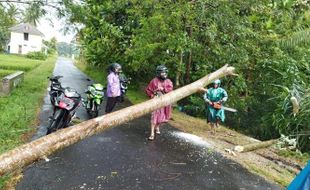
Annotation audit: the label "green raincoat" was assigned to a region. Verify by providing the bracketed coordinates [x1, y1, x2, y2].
[203, 87, 228, 122]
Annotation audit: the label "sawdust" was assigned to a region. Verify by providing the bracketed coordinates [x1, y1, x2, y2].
[169, 110, 303, 188]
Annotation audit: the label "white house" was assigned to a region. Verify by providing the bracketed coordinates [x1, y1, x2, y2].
[7, 23, 44, 55]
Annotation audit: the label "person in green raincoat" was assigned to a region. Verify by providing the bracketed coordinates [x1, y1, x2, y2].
[203, 79, 228, 132]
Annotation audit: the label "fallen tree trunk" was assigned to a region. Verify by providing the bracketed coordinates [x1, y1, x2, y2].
[234, 139, 277, 153]
[0, 65, 235, 176]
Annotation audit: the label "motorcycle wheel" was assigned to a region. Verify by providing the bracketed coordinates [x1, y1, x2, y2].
[93, 105, 99, 117]
[90, 104, 99, 118]
[46, 109, 65, 135]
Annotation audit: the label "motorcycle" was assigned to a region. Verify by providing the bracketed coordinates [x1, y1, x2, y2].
[48, 75, 64, 105]
[84, 83, 104, 118]
[46, 76, 81, 135]
[119, 73, 130, 102]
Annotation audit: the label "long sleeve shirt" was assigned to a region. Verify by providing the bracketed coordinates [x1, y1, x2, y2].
[106, 72, 121, 97]
[203, 87, 228, 103]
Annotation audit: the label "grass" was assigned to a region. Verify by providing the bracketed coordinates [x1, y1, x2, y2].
[277, 150, 310, 165]
[0, 55, 56, 189]
[0, 54, 41, 71]
[74, 59, 107, 86]
[0, 69, 16, 79]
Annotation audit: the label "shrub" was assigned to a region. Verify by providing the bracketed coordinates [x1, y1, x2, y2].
[26, 51, 47, 60]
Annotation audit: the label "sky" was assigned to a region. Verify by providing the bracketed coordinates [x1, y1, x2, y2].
[37, 10, 76, 43]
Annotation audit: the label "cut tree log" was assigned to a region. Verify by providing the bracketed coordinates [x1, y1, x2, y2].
[234, 139, 277, 153]
[0, 65, 235, 176]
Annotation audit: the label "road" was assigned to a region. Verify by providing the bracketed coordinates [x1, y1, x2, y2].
[17, 58, 281, 190]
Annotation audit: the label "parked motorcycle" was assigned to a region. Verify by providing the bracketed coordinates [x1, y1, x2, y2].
[119, 73, 130, 102]
[48, 75, 64, 105]
[84, 83, 104, 118]
[47, 76, 81, 135]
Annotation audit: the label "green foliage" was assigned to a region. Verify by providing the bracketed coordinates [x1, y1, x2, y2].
[65, 0, 310, 152]
[0, 56, 55, 151]
[0, 4, 18, 52]
[0, 69, 15, 79]
[0, 56, 56, 188]
[0, 54, 41, 71]
[23, 2, 46, 26]
[43, 37, 57, 55]
[26, 51, 47, 60]
[74, 58, 107, 85]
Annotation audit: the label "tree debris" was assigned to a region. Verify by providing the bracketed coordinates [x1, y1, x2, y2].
[0, 65, 236, 176]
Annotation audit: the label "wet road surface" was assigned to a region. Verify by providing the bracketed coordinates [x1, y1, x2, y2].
[17, 58, 281, 190]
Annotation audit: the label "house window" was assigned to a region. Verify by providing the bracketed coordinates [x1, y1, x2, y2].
[24, 33, 29, 41]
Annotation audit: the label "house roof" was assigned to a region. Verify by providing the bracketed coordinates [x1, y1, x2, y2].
[9, 23, 44, 37]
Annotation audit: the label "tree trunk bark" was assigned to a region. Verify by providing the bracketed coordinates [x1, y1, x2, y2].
[0, 65, 235, 176]
[234, 139, 277, 153]
[186, 26, 193, 84]
[175, 51, 183, 87]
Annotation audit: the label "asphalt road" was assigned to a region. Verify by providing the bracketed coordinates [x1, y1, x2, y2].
[16, 58, 281, 190]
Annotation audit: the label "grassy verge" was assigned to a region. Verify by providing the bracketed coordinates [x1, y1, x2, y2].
[0, 70, 16, 79]
[277, 150, 310, 165]
[74, 59, 107, 85]
[0, 56, 56, 189]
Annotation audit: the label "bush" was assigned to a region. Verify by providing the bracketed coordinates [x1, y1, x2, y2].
[26, 51, 47, 60]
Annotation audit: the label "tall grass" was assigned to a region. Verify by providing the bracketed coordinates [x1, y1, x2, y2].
[0, 54, 41, 71]
[0, 56, 56, 189]
[0, 69, 16, 79]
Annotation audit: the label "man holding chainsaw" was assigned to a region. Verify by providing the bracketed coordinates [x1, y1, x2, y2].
[203, 79, 228, 133]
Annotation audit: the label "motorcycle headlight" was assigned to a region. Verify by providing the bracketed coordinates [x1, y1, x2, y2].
[95, 90, 104, 96]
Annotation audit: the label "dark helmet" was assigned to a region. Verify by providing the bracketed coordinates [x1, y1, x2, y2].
[109, 63, 122, 73]
[156, 65, 168, 79]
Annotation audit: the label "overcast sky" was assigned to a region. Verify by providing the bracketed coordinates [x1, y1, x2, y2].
[37, 14, 75, 43]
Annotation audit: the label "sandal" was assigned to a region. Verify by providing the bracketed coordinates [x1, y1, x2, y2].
[155, 127, 160, 135]
[148, 135, 155, 141]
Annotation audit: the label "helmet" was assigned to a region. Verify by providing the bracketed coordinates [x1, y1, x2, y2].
[109, 63, 122, 73]
[213, 79, 221, 85]
[156, 65, 168, 79]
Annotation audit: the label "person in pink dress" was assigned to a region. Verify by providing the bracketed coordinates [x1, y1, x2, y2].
[145, 65, 173, 140]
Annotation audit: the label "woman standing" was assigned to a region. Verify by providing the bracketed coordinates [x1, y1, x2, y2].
[145, 65, 173, 140]
[105, 63, 122, 113]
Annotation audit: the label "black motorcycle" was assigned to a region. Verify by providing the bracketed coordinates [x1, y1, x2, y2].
[48, 75, 64, 105]
[47, 76, 81, 135]
[119, 73, 130, 102]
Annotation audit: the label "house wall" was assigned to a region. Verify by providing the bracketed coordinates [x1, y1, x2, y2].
[8, 32, 43, 54]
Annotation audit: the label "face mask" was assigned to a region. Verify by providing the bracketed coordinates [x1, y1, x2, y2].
[115, 67, 122, 73]
[159, 72, 167, 79]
